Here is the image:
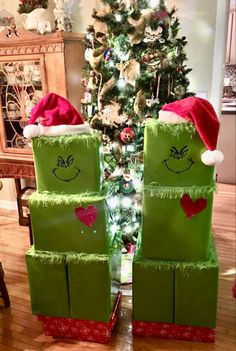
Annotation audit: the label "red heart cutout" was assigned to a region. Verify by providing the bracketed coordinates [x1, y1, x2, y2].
[75, 205, 98, 227]
[180, 194, 207, 219]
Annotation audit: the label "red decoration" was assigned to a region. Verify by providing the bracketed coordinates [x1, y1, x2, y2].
[132, 321, 216, 343]
[152, 10, 169, 21]
[37, 292, 122, 344]
[180, 194, 207, 219]
[120, 127, 135, 143]
[75, 205, 98, 227]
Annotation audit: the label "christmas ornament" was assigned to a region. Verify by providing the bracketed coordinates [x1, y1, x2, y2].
[119, 169, 135, 194]
[118, 0, 135, 9]
[85, 48, 93, 62]
[152, 10, 169, 21]
[120, 127, 135, 143]
[143, 26, 163, 43]
[128, 8, 154, 44]
[96, 101, 128, 127]
[81, 91, 92, 104]
[174, 85, 186, 99]
[103, 48, 112, 61]
[87, 71, 99, 91]
[180, 194, 207, 219]
[146, 96, 160, 107]
[75, 205, 98, 227]
[134, 90, 146, 117]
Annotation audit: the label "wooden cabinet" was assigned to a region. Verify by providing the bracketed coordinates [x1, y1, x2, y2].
[0, 28, 85, 179]
[226, 10, 236, 64]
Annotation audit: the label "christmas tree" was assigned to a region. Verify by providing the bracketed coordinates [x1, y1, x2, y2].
[18, 0, 48, 14]
[81, 0, 193, 249]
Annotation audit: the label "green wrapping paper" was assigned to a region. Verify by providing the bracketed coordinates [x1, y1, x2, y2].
[175, 239, 219, 328]
[144, 120, 215, 187]
[25, 247, 70, 318]
[29, 190, 114, 254]
[133, 237, 219, 327]
[142, 187, 214, 261]
[32, 133, 102, 194]
[133, 247, 174, 323]
[68, 251, 121, 322]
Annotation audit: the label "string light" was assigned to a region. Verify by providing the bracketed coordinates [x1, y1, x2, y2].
[115, 14, 122, 22]
[148, 0, 160, 9]
[121, 197, 132, 208]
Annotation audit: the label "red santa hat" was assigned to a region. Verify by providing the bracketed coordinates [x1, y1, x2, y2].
[23, 93, 91, 139]
[158, 96, 224, 166]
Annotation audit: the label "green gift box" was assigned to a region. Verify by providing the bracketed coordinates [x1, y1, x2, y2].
[133, 247, 174, 323]
[32, 133, 102, 194]
[29, 190, 114, 254]
[144, 120, 215, 187]
[25, 247, 69, 318]
[67, 250, 121, 322]
[142, 185, 214, 261]
[175, 238, 219, 328]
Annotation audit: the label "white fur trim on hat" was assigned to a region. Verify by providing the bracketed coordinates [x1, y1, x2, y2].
[23, 122, 91, 139]
[158, 110, 188, 124]
[201, 149, 224, 166]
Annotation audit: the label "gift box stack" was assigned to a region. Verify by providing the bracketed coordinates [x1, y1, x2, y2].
[132, 97, 223, 343]
[24, 94, 121, 344]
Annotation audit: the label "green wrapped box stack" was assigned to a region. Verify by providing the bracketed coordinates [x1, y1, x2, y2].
[133, 115, 219, 340]
[26, 132, 121, 325]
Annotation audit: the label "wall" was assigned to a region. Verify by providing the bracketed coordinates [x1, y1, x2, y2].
[0, 0, 229, 207]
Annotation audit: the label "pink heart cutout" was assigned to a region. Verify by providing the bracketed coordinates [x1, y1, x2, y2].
[75, 205, 98, 227]
[180, 194, 207, 219]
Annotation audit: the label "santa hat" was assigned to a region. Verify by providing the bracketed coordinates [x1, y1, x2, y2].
[158, 96, 224, 166]
[23, 93, 91, 139]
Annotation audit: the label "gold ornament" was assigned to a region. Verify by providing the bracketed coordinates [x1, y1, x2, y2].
[128, 8, 154, 44]
[116, 59, 140, 86]
[134, 90, 146, 117]
[94, 0, 111, 17]
[98, 77, 117, 111]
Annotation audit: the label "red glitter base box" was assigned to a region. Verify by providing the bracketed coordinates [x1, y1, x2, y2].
[37, 292, 122, 344]
[133, 320, 216, 343]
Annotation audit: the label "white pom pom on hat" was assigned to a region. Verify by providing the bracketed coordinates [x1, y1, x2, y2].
[159, 97, 224, 166]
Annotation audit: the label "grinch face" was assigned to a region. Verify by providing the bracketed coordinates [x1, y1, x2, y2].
[163, 145, 194, 174]
[52, 155, 81, 182]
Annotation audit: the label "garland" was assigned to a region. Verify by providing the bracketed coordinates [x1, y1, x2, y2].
[32, 132, 101, 150]
[143, 183, 216, 199]
[146, 120, 196, 138]
[134, 236, 218, 273]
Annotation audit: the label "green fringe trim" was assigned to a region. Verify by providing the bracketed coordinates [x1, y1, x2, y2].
[66, 252, 109, 264]
[32, 132, 101, 150]
[29, 183, 114, 207]
[26, 246, 65, 265]
[25, 232, 122, 265]
[134, 236, 218, 273]
[146, 120, 196, 138]
[143, 183, 216, 199]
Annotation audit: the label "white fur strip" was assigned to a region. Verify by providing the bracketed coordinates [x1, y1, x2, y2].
[158, 110, 188, 124]
[23, 122, 91, 139]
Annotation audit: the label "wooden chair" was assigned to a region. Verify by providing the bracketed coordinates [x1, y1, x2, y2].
[0, 262, 10, 308]
[0, 181, 10, 308]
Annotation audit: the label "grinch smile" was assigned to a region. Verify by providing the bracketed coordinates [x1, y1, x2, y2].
[52, 155, 81, 182]
[163, 158, 194, 174]
[52, 167, 81, 182]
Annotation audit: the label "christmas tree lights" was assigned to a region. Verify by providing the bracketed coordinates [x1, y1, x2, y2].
[81, 0, 193, 249]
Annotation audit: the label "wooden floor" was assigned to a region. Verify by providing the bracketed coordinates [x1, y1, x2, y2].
[0, 183, 235, 351]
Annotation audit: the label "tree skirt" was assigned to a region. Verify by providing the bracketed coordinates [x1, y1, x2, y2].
[37, 292, 121, 344]
[132, 321, 215, 343]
